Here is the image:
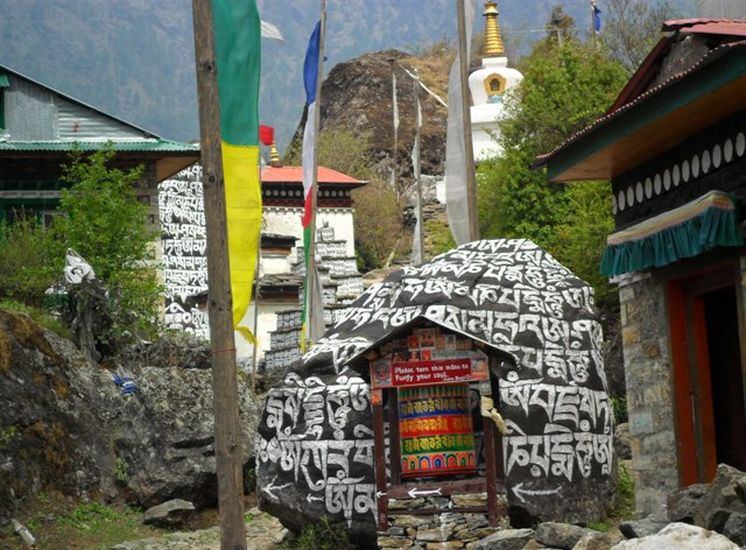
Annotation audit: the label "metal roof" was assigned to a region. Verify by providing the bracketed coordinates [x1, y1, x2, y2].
[0, 62, 166, 139]
[261, 165, 366, 185]
[0, 139, 199, 153]
[535, 40, 746, 181]
[662, 18, 746, 36]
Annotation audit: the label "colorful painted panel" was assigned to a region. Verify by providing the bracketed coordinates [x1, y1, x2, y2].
[370, 326, 489, 389]
[399, 384, 477, 477]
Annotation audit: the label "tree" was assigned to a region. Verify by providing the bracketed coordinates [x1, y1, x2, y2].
[477, 21, 627, 305]
[600, 0, 681, 74]
[52, 146, 162, 338]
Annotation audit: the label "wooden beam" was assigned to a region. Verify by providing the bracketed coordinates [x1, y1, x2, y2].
[191, 1, 247, 548]
[545, 52, 746, 182]
[456, 0, 479, 241]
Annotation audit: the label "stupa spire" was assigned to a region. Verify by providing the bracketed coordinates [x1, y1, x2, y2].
[482, 1, 505, 57]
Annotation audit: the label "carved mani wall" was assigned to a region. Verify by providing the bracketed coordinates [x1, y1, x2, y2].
[256, 239, 614, 532]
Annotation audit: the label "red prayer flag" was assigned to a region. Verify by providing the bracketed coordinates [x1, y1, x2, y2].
[259, 124, 274, 146]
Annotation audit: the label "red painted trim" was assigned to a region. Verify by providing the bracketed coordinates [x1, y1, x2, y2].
[668, 280, 699, 486]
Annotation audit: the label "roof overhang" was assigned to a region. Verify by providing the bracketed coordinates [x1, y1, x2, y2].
[538, 44, 746, 183]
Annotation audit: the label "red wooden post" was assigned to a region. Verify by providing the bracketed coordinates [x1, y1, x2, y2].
[372, 388, 388, 530]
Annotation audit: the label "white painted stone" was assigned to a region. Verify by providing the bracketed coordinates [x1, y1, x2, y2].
[610, 522, 739, 549]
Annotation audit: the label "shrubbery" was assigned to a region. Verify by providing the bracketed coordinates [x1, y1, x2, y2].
[0, 146, 162, 346]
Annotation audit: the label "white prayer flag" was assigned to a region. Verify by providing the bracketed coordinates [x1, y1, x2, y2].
[445, 0, 476, 245]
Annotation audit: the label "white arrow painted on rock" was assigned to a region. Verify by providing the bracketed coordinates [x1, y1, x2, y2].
[376, 491, 387, 498]
[262, 476, 292, 500]
[306, 494, 324, 503]
[407, 487, 442, 498]
[511, 481, 561, 503]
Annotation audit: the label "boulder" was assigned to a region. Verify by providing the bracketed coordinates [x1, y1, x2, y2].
[572, 530, 624, 550]
[722, 512, 746, 546]
[619, 505, 668, 538]
[464, 528, 534, 550]
[141, 499, 195, 528]
[693, 464, 746, 532]
[668, 484, 709, 523]
[0, 309, 260, 518]
[534, 522, 592, 549]
[257, 240, 615, 534]
[610, 522, 739, 549]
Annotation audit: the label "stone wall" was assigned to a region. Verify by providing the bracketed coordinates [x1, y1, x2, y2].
[618, 273, 678, 514]
[376, 493, 509, 550]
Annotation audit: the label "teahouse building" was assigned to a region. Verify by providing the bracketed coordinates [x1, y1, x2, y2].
[537, 19, 746, 514]
[0, 62, 199, 226]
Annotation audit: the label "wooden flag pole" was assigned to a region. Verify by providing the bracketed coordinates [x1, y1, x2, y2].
[457, 0, 479, 242]
[191, 1, 247, 548]
[413, 69, 424, 263]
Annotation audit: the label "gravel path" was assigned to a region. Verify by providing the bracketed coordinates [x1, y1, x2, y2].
[109, 508, 287, 550]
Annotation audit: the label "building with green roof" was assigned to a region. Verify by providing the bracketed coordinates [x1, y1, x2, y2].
[0, 62, 199, 225]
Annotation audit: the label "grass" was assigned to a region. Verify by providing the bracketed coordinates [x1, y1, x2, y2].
[272, 516, 356, 550]
[587, 460, 636, 533]
[0, 299, 71, 339]
[0, 493, 161, 550]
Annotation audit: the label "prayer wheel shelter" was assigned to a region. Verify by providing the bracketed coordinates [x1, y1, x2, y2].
[536, 19, 746, 514]
[255, 240, 614, 535]
[345, 317, 514, 529]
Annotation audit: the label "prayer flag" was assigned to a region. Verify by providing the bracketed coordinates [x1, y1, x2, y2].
[445, 0, 476, 245]
[300, 20, 326, 350]
[212, 0, 263, 343]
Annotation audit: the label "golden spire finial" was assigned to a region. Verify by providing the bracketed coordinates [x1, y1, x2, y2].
[269, 142, 282, 166]
[482, 1, 505, 57]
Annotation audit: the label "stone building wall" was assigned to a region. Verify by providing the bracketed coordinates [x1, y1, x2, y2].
[618, 273, 678, 515]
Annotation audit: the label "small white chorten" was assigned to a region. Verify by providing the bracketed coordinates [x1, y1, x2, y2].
[468, 1, 523, 161]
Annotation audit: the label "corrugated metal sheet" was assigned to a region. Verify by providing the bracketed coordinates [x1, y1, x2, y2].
[4, 75, 56, 141]
[663, 19, 746, 37]
[57, 95, 147, 140]
[0, 140, 198, 152]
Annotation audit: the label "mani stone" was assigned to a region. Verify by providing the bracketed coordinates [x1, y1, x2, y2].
[610, 522, 739, 549]
[534, 522, 593, 549]
[141, 499, 195, 528]
[464, 528, 534, 550]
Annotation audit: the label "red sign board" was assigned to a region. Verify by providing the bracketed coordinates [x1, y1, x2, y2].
[391, 359, 472, 386]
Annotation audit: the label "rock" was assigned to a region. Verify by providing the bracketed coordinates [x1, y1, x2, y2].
[619, 505, 668, 538]
[668, 484, 709, 523]
[693, 464, 746, 532]
[465, 528, 534, 550]
[417, 526, 455, 542]
[610, 522, 739, 549]
[535, 522, 592, 549]
[289, 49, 448, 183]
[0, 309, 260, 518]
[257, 241, 614, 534]
[141, 499, 195, 528]
[614, 423, 631, 460]
[723, 512, 746, 546]
[378, 535, 415, 548]
[572, 530, 623, 550]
